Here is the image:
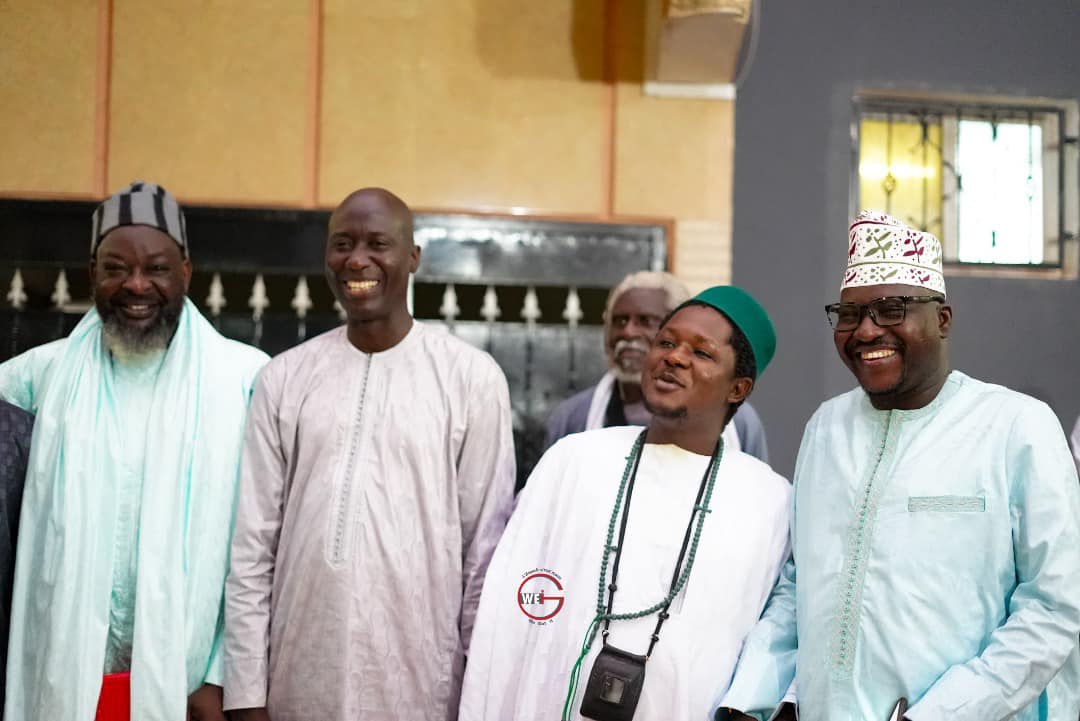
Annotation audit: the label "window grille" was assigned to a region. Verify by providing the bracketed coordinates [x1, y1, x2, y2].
[852, 94, 1078, 276]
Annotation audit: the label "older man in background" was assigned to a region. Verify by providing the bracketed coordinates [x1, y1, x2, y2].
[0, 182, 268, 721]
[545, 270, 769, 462]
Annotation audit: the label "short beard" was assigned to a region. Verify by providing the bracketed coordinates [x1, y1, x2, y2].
[642, 395, 687, 420]
[99, 302, 182, 361]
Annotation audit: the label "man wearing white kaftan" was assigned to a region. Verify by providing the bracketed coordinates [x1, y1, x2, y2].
[461, 285, 790, 721]
[720, 212, 1080, 721]
[225, 321, 514, 721]
[460, 428, 790, 721]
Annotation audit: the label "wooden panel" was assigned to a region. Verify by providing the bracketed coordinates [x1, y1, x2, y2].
[0, 1, 97, 195]
[319, 0, 608, 214]
[109, 0, 309, 203]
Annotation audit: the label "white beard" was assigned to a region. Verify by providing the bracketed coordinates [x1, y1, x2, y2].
[101, 317, 172, 362]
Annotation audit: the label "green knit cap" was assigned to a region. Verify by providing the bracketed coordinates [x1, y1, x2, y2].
[673, 285, 777, 377]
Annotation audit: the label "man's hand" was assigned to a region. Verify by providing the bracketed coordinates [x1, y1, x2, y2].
[228, 708, 272, 721]
[187, 684, 226, 721]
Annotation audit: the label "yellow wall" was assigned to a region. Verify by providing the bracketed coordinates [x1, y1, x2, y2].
[320, 0, 610, 213]
[109, 0, 310, 204]
[0, 0, 97, 195]
[0, 0, 736, 286]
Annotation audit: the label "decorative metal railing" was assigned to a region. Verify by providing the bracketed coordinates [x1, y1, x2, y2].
[0, 200, 667, 484]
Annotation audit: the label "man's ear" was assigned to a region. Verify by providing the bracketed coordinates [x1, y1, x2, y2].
[937, 303, 952, 338]
[181, 257, 193, 293]
[409, 242, 421, 274]
[728, 377, 754, 404]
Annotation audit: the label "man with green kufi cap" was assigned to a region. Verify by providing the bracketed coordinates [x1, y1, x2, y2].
[459, 285, 792, 721]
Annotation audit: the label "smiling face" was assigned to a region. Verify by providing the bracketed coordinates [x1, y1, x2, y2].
[834, 282, 952, 410]
[91, 224, 191, 356]
[641, 304, 752, 431]
[325, 190, 420, 328]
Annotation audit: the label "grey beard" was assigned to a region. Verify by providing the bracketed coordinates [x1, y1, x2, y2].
[608, 338, 650, 384]
[101, 314, 175, 361]
[610, 365, 641, 384]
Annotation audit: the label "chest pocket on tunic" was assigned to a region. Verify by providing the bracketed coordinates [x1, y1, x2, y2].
[881, 492, 995, 577]
[907, 495, 986, 512]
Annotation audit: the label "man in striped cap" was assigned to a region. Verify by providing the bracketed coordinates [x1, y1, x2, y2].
[0, 181, 268, 721]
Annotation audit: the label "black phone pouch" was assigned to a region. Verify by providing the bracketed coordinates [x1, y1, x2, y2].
[580, 644, 647, 721]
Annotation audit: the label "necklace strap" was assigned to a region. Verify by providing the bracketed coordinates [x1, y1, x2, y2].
[597, 431, 723, 656]
[602, 433, 646, 621]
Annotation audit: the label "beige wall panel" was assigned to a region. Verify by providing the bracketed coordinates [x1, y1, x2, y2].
[320, 0, 608, 214]
[612, 1, 734, 281]
[0, 1, 97, 194]
[109, 0, 308, 203]
[612, 1, 734, 221]
[614, 92, 733, 222]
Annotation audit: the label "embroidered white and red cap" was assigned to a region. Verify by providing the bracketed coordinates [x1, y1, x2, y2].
[843, 210, 945, 296]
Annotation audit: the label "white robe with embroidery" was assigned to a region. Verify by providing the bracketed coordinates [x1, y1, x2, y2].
[223, 322, 516, 721]
[459, 425, 791, 721]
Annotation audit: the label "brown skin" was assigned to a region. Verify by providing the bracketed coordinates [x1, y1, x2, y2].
[604, 287, 670, 404]
[325, 188, 420, 353]
[227, 708, 270, 721]
[834, 283, 952, 410]
[187, 683, 226, 721]
[641, 305, 753, 456]
[90, 224, 191, 335]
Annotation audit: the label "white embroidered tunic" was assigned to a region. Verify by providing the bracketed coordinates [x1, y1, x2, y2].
[223, 322, 515, 721]
[458, 426, 792, 721]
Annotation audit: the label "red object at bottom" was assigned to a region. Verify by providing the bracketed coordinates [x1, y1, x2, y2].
[95, 672, 131, 721]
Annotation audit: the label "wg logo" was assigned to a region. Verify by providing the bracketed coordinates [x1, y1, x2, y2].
[517, 568, 565, 625]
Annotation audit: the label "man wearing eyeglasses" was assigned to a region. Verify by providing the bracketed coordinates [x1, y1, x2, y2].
[716, 211, 1080, 721]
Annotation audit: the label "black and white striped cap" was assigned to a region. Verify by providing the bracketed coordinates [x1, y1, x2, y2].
[90, 181, 188, 257]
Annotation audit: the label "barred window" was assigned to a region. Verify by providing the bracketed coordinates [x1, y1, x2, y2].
[853, 94, 1078, 277]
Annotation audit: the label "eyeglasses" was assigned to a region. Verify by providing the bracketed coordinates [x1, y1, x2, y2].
[825, 295, 944, 331]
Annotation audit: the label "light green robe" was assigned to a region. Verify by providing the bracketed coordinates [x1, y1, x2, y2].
[0, 300, 267, 721]
[721, 371, 1080, 721]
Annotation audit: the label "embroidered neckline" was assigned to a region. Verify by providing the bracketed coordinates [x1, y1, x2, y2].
[856, 369, 964, 423]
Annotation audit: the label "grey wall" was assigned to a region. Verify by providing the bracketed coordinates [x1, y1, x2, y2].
[733, 1, 1080, 475]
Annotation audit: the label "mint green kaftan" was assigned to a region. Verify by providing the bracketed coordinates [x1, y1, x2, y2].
[720, 371, 1080, 721]
[0, 300, 267, 721]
